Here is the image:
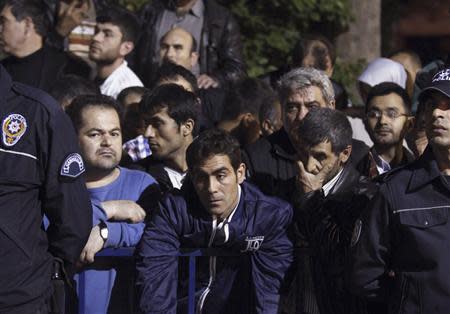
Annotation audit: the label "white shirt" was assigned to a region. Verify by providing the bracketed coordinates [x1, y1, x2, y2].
[164, 166, 186, 189]
[322, 168, 344, 197]
[215, 185, 241, 244]
[100, 61, 143, 99]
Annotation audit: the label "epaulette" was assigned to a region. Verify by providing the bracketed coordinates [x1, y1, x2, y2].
[11, 82, 59, 112]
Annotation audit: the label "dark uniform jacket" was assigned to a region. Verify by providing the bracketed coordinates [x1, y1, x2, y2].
[0, 65, 92, 313]
[243, 127, 370, 201]
[136, 181, 293, 314]
[351, 146, 450, 314]
[281, 164, 377, 314]
[133, 0, 246, 86]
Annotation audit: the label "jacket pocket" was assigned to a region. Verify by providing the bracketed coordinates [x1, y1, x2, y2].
[398, 207, 448, 229]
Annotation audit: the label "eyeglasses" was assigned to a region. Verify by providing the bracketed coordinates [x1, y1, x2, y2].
[366, 109, 408, 120]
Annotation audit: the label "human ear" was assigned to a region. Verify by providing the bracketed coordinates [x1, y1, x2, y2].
[190, 51, 199, 68]
[339, 145, 352, 164]
[236, 163, 246, 184]
[181, 118, 194, 137]
[119, 41, 134, 56]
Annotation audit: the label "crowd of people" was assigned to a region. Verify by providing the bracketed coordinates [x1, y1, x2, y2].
[1, 0, 450, 314]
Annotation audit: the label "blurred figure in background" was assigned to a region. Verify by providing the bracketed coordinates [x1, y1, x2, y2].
[217, 78, 275, 146]
[259, 94, 283, 137]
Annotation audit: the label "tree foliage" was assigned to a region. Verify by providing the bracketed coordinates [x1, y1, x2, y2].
[224, 0, 353, 77]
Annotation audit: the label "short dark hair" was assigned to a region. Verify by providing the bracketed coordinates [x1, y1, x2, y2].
[366, 82, 411, 114]
[291, 107, 352, 154]
[1, 0, 50, 37]
[186, 128, 242, 172]
[152, 62, 198, 93]
[292, 34, 336, 68]
[259, 94, 280, 125]
[117, 86, 148, 107]
[96, 6, 139, 43]
[140, 83, 200, 136]
[221, 78, 274, 121]
[66, 94, 123, 132]
[49, 75, 100, 108]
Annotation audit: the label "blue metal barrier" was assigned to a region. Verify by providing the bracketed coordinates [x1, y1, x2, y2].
[78, 248, 202, 314]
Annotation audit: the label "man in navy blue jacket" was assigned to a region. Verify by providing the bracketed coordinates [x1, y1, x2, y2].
[351, 68, 450, 313]
[136, 128, 293, 313]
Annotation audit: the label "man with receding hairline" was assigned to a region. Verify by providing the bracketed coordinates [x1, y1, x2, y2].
[159, 27, 199, 73]
[134, 0, 245, 88]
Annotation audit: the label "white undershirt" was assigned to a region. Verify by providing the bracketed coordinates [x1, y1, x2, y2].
[322, 168, 343, 197]
[164, 166, 186, 189]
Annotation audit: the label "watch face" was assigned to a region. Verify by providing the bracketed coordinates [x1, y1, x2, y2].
[100, 226, 108, 240]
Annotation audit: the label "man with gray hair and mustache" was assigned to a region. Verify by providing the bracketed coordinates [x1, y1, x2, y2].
[244, 67, 369, 201]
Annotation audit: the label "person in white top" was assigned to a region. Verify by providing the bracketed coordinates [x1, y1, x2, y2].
[89, 6, 143, 99]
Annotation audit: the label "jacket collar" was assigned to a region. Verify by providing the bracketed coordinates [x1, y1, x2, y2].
[0, 64, 12, 107]
[326, 163, 362, 200]
[408, 146, 444, 192]
[269, 128, 297, 161]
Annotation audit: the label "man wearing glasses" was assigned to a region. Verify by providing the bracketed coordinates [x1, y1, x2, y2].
[350, 68, 450, 314]
[357, 82, 415, 178]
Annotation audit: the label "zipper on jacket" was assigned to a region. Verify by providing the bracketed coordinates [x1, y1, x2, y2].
[196, 219, 218, 313]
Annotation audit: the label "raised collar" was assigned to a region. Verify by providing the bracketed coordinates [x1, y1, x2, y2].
[408, 146, 444, 192]
[327, 163, 362, 200]
[0, 64, 12, 107]
[322, 168, 344, 197]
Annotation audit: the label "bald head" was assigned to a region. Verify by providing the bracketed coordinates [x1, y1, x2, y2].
[159, 27, 198, 71]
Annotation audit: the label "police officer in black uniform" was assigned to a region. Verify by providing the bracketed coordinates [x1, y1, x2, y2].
[0, 64, 92, 313]
[350, 68, 450, 314]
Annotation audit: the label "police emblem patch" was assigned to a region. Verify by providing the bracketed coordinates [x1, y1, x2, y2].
[242, 236, 264, 252]
[60, 153, 85, 178]
[351, 219, 363, 247]
[2, 113, 27, 147]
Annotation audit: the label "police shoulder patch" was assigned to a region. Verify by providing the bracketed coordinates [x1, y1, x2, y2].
[351, 219, 363, 247]
[2, 113, 27, 147]
[60, 153, 85, 178]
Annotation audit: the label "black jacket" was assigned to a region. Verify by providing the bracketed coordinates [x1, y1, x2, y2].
[351, 146, 450, 313]
[1, 44, 91, 93]
[129, 155, 174, 194]
[243, 127, 370, 201]
[0, 65, 92, 313]
[281, 164, 377, 314]
[133, 0, 246, 86]
[356, 147, 415, 179]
